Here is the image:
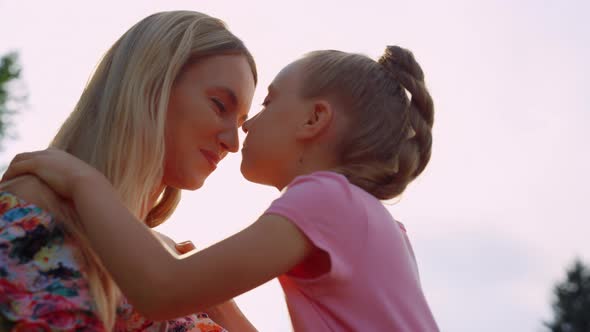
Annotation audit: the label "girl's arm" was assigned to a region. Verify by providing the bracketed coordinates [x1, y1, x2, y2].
[1, 149, 313, 321]
[74, 175, 309, 320]
[156, 232, 258, 331]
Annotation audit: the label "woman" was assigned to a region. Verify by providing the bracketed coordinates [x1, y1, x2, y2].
[0, 10, 257, 331]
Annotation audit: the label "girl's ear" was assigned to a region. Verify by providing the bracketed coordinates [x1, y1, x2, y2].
[295, 100, 334, 140]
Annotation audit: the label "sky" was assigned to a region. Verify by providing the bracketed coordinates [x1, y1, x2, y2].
[1, 0, 589, 331]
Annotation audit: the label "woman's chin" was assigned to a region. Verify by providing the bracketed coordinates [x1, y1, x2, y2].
[186, 177, 206, 190]
[171, 175, 206, 191]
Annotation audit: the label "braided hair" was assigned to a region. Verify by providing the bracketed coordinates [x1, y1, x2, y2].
[299, 46, 434, 199]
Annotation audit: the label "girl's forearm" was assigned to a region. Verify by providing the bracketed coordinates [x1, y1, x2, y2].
[68, 172, 312, 321]
[70, 174, 176, 314]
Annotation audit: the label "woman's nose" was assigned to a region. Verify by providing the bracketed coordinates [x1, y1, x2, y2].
[219, 125, 239, 153]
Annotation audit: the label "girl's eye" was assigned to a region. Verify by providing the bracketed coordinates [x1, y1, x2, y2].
[212, 98, 227, 113]
[261, 98, 270, 107]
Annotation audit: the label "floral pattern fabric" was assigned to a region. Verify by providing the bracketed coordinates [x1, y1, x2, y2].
[0, 191, 226, 332]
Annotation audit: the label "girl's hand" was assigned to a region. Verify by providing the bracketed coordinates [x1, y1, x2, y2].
[1, 148, 107, 199]
[175, 241, 197, 254]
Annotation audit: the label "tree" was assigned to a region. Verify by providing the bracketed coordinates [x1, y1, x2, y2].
[0, 52, 23, 148]
[546, 258, 590, 332]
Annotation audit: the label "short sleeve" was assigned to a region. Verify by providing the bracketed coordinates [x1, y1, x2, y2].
[265, 171, 367, 280]
[0, 192, 104, 331]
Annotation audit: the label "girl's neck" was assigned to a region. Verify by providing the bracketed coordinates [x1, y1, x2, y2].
[276, 150, 339, 191]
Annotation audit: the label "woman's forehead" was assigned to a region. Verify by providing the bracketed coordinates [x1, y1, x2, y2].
[183, 55, 255, 101]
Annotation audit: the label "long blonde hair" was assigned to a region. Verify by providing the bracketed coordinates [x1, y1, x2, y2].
[50, 11, 256, 329]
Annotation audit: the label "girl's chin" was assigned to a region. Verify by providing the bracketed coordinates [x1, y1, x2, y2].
[239, 163, 253, 180]
[239, 166, 271, 187]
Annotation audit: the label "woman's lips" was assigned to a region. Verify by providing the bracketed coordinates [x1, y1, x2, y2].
[200, 149, 220, 169]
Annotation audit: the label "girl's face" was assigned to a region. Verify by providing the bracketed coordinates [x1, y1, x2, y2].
[241, 61, 311, 189]
[163, 55, 255, 190]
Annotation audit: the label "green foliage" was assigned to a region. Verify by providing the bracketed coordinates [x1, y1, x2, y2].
[0, 52, 22, 143]
[546, 259, 590, 332]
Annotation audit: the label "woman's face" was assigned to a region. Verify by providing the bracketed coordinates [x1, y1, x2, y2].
[163, 55, 255, 190]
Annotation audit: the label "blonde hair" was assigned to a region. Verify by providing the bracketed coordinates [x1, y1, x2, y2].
[300, 46, 433, 200]
[50, 11, 256, 329]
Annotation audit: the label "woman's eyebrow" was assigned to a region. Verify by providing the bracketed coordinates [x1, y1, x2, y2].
[210, 86, 238, 108]
[210, 86, 250, 124]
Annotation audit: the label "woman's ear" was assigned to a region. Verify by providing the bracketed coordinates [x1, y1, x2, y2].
[295, 100, 333, 140]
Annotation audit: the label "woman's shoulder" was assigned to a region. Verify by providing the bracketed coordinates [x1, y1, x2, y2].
[0, 177, 104, 330]
[0, 187, 67, 289]
[0, 176, 81, 269]
[0, 179, 56, 231]
[0, 175, 71, 219]
[0, 175, 74, 222]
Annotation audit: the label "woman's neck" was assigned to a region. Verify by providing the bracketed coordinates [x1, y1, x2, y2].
[140, 183, 166, 220]
[150, 184, 166, 206]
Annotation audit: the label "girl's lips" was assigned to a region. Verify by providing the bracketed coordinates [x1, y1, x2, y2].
[200, 149, 220, 169]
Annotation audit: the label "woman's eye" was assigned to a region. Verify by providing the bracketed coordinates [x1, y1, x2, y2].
[261, 98, 270, 107]
[212, 98, 227, 113]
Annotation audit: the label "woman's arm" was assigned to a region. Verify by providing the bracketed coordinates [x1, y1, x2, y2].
[2, 149, 313, 321]
[206, 300, 258, 332]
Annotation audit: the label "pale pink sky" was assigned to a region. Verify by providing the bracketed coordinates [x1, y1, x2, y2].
[1, 0, 589, 331]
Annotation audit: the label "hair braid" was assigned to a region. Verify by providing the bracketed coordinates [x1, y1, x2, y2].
[377, 46, 434, 197]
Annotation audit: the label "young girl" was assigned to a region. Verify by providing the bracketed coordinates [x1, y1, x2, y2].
[3, 46, 439, 331]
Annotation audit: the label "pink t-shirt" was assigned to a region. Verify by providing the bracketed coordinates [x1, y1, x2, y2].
[266, 171, 439, 332]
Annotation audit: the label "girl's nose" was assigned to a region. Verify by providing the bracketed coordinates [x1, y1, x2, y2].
[242, 112, 260, 134]
[242, 117, 252, 134]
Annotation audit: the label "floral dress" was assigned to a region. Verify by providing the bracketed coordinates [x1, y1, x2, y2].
[0, 191, 226, 331]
